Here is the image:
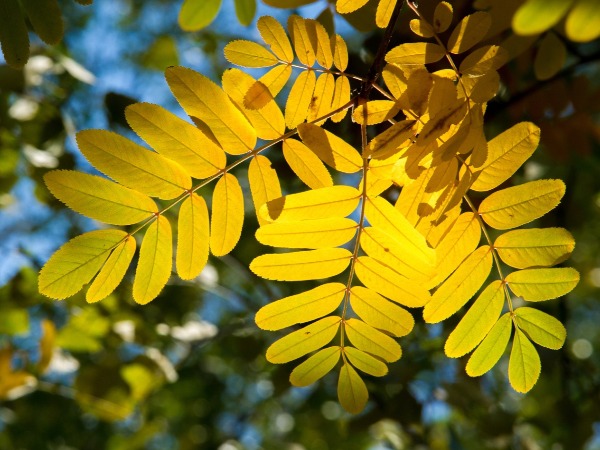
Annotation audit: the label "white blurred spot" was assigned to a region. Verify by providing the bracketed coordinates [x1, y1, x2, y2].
[572, 339, 593, 359]
[171, 320, 218, 342]
[47, 349, 80, 374]
[589, 268, 600, 288]
[524, 161, 544, 181]
[255, 379, 273, 398]
[4, 377, 37, 400]
[217, 441, 242, 450]
[156, 323, 170, 335]
[145, 348, 178, 382]
[275, 412, 294, 433]
[25, 55, 55, 85]
[321, 400, 342, 420]
[23, 145, 59, 168]
[198, 264, 219, 287]
[59, 56, 96, 84]
[8, 97, 39, 121]
[113, 320, 135, 342]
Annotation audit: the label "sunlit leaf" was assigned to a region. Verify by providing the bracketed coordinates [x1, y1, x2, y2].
[338, 362, 368, 414]
[565, 0, 600, 42]
[447, 11, 492, 54]
[506, 267, 579, 301]
[508, 328, 541, 393]
[344, 318, 401, 362]
[224, 40, 278, 68]
[344, 346, 388, 376]
[178, 0, 222, 31]
[177, 193, 209, 280]
[433, 1, 453, 32]
[249, 155, 282, 225]
[288, 15, 316, 66]
[514, 307, 566, 350]
[512, 0, 573, 36]
[256, 217, 357, 249]
[87, 236, 136, 303]
[298, 123, 363, 173]
[285, 70, 317, 128]
[258, 15, 294, 63]
[385, 43, 446, 65]
[466, 312, 512, 377]
[290, 346, 340, 386]
[210, 173, 244, 257]
[350, 286, 414, 337]
[282, 139, 333, 189]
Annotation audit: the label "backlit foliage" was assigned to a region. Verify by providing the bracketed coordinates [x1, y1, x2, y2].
[39, 2, 579, 413]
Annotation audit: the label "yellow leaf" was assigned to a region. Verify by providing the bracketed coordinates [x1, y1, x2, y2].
[125, 103, 226, 179]
[44, 170, 157, 225]
[479, 179, 565, 230]
[417, 100, 468, 147]
[344, 318, 401, 362]
[133, 215, 172, 305]
[298, 123, 363, 173]
[508, 328, 541, 393]
[354, 256, 431, 308]
[285, 70, 316, 128]
[350, 286, 414, 337]
[385, 43, 446, 65]
[176, 193, 209, 280]
[290, 346, 340, 386]
[282, 139, 333, 189]
[495, 228, 575, 269]
[376, 0, 396, 28]
[258, 15, 294, 63]
[466, 312, 512, 377]
[447, 11, 492, 54]
[382, 64, 408, 99]
[534, 32, 566, 80]
[459, 45, 509, 76]
[38, 320, 56, 372]
[338, 362, 368, 414]
[471, 122, 540, 192]
[462, 70, 500, 102]
[260, 185, 360, 222]
[288, 15, 316, 66]
[344, 346, 388, 377]
[76, 130, 191, 200]
[222, 68, 285, 140]
[256, 283, 346, 330]
[424, 245, 493, 323]
[330, 75, 351, 123]
[445, 280, 504, 358]
[565, 0, 600, 42]
[367, 119, 415, 159]
[210, 173, 244, 257]
[306, 19, 333, 68]
[87, 236, 136, 303]
[224, 40, 279, 68]
[256, 217, 357, 249]
[332, 34, 348, 71]
[410, 19, 435, 38]
[515, 307, 566, 350]
[249, 155, 282, 225]
[433, 1, 453, 33]
[39, 230, 127, 300]
[266, 316, 341, 363]
[250, 248, 352, 281]
[512, 0, 574, 36]
[337, 0, 369, 14]
[353, 100, 400, 125]
[506, 267, 579, 301]
[165, 66, 256, 154]
[244, 65, 292, 110]
[307, 73, 335, 124]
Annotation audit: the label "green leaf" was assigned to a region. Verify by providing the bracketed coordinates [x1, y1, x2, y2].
[344, 318, 401, 363]
[506, 267, 579, 301]
[344, 346, 388, 377]
[565, 0, 600, 42]
[0, 0, 29, 68]
[512, 0, 574, 35]
[514, 307, 566, 350]
[290, 346, 340, 386]
[466, 312, 512, 377]
[509, 328, 541, 393]
[178, 0, 222, 31]
[234, 0, 256, 26]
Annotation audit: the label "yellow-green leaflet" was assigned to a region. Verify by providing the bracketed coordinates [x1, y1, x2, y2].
[471, 122, 541, 192]
[424, 245, 493, 324]
[222, 69, 285, 140]
[224, 40, 278, 67]
[479, 179, 566, 230]
[260, 185, 360, 222]
[76, 130, 191, 200]
[506, 267, 579, 301]
[210, 173, 244, 257]
[257, 16, 294, 63]
[255, 283, 345, 330]
[248, 155, 282, 226]
[87, 236, 136, 303]
[337, 363, 368, 414]
[355, 256, 431, 308]
[365, 196, 435, 267]
[512, 0, 574, 36]
[508, 328, 541, 393]
[133, 215, 172, 305]
[494, 228, 575, 269]
[431, 213, 481, 286]
[266, 316, 341, 363]
[177, 194, 209, 280]
[255, 217, 357, 248]
[344, 318, 401, 363]
[350, 286, 414, 337]
[125, 102, 226, 179]
[306, 73, 335, 125]
[385, 43, 446, 65]
[565, 0, 600, 42]
[39, 230, 127, 300]
[44, 170, 157, 225]
[534, 32, 566, 81]
[344, 346, 388, 377]
[290, 346, 340, 386]
[288, 15, 316, 66]
[250, 248, 352, 281]
[514, 307, 566, 350]
[360, 227, 434, 283]
[282, 139, 333, 189]
[459, 45, 509, 77]
[445, 280, 504, 358]
[466, 312, 512, 377]
[285, 70, 316, 128]
[178, 0, 221, 31]
[165, 66, 256, 154]
[447, 11, 491, 54]
[332, 34, 348, 71]
[298, 123, 362, 173]
[433, 1, 453, 32]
